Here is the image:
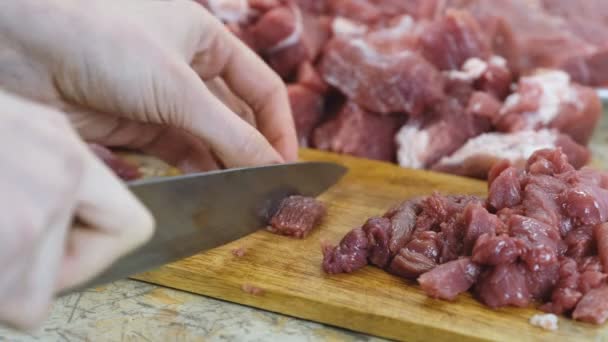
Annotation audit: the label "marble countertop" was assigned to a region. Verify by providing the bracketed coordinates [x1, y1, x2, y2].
[1, 113, 607, 342]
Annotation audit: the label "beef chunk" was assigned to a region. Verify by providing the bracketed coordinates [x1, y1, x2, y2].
[388, 248, 436, 280]
[312, 102, 403, 162]
[268, 195, 326, 238]
[389, 231, 441, 279]
[419, 10, 491, 71]
[362, 217, 392, 268]
[418, 258, 481, 301]
[322, 227, 369, 274]
[320, 35, 444, 115]
[287, 84, 325, 145]
[496, 70, 601, 145]
[487, 166, 522, 211]
[476, 263, 531, 308]
[384, 198, 423, 255]
[472, 234, 521, 266]
[572, 286, 608, 324]
[595, 223, 608, 274]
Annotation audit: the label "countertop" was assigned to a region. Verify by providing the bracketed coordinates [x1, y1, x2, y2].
[1, 112, 607, 342]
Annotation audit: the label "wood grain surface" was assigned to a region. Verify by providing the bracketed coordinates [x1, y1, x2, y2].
[132, 148, 607, 342]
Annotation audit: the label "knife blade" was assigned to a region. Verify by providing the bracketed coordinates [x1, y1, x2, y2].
[61, 161, 347, 295]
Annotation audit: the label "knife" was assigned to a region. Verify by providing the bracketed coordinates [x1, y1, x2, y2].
[61, 161, 347, 295]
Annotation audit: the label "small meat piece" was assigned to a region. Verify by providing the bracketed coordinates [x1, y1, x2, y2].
[312, 102, 403, 162]
[241, 283, 265, 296]
[465, 91, 502, 122]
[572, 286, 608, 324]
[415, 194, 483, 233]
[472, 234, 521, 266]
[406, 231, 441, 262]
[328, 0, 382, 23]
[388, 248, 436, 279]
[419, 10, 491, 70]
[383, 198, 423, 255]
[231, 247, 247, 258]
[542, 257, 582, 314]
[388, 230, 441, 278]
[595, 223, 608, 274]
[509, 215, 560, 272]
[266, 9, 330, 77]
[525, 263, 560, 301]
[418, 258, 481, 301]
[487, 166, 522, 211]
[565, 226, 595, 260]
[249, 6, 296, 51]
[432, 130, 590, 179]
[322, 228, 369, 274]
[560, 184, 608, 226]
[89, 144, 141, 181]
[287, 84, 324, 145]
[362, 217, 392, 268]
[526, 147, 575, 176]
[476, 263, 531, 308]
[476, 57, 513, 100]
[268, 195, 326, 238]
[529, 313, 558, 331]
[320, 36, 444, 115]
[521, 174, 570, 231]
[296, 62, 329, 94]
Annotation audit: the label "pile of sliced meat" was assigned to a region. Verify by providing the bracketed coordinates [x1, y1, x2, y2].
[323, 148, 608, 325]
[195, 0, 604, 179]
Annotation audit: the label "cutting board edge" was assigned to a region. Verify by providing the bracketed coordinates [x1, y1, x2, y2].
[131, 268, 494, 342]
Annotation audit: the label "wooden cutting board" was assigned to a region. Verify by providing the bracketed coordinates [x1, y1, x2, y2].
[131, 149, 607, 341]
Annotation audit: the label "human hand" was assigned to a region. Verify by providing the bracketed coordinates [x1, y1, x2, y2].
[0, 0, 298, 171]
[0, 90, 154, 330]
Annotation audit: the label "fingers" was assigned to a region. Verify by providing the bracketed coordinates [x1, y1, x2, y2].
[176, 63, 285, 167]
[189, 7, 299, 162]
[67, 108, 221, 172]
[57, 145, 154, 291]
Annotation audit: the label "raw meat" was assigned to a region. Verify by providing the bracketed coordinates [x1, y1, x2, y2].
[362, 217, 392, 268]
[312, 102, 403, 162]
[198, 0, 604, 179]
[287, 84, 324, 145]
[496, 70, 601, 145]
[322, 227, 369, 274]
[268, 195, 326, 238]
[418, 258, 481, 300]
[320, 33, 444, 115]
[323, 148, 608, 324]
[431, 130, 590, 179]
[572, 286, 608, 324]
[419, 10, 491, 71]
[89, 144, 141, 181]
[396, 98, 491, 169]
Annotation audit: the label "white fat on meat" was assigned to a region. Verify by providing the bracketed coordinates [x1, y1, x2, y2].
[371, 15, 415, 40]
[208, 0, 250, 23]
[332, 17, 368, 37]
[445, 57, 488, 82]
[267, 2, 303, 53]
[501, 69, 581, 127]
[435, 129, 558, 167]
[395, 123, 430, 169]
[529, 313, 559, 331]
[445, 55, 507, 82]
